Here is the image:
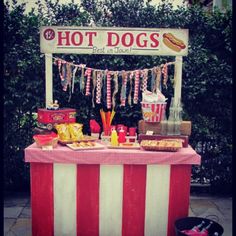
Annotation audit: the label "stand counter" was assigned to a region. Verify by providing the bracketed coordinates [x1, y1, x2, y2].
[25, 143, 201, 236]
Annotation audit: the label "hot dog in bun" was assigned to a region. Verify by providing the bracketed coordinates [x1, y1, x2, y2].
[163, 33, 186, 52]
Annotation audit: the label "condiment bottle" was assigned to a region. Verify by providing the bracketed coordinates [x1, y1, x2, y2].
[111, 129, 118, 146]
[118, 128, 126, 143]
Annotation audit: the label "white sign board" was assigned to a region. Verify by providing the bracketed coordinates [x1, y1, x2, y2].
[40, 27, 188, 56]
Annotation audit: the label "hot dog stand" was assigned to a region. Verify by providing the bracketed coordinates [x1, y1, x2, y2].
[24, 26, 201, 236]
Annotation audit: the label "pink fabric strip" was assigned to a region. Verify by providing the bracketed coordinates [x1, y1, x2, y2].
[25, 144, 201, 165]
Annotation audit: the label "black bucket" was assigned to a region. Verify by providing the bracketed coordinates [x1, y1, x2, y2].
[175, 217, 224, 236]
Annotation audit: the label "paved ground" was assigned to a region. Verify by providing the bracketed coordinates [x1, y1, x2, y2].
[3, 192, 232, 236]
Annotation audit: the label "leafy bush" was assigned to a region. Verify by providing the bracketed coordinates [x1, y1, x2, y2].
[4, 0, 232, 194]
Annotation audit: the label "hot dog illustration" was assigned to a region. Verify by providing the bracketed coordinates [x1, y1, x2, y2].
[163, 33, 186, 52]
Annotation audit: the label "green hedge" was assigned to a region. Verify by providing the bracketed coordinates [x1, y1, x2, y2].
[4, 0, 232, 194]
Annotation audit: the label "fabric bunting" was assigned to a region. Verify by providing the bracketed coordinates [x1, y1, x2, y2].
[106, 71, 112, 109]
[120, 71, 128, 106]
[133, 70, 140, 104]
[85, 68, 92, 96]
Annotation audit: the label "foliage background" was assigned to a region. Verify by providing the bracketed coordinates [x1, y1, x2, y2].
[4, 0, 232, 194]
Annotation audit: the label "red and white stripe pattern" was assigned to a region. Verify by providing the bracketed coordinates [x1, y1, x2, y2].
[133, 70, 140, 104]
[142, 102, 166, 122]
[30, 163, 191, 236]
[85, 68, 92, 96]
[96, 72, 102, 104]
[106, 71, 111, 109]
[120, 72, 128, 106]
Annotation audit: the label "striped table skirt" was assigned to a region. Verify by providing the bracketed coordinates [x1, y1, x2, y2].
[30, 163, 191, 236]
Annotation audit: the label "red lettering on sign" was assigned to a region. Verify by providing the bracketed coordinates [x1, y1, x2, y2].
[121, 33, 134, 47]
[71, 32, 83, 46]
[136, 33, 147, 48]
[107, 32, 119, 46]
[150, 33, 159, 48]
[85, 32, 97, 46]
[57, 31, 70, 46]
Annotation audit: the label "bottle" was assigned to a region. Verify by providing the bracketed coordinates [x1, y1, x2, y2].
[200, 221, 213, 234]
[167, 98, 175, 135]
[160, 114, 168, 135]
[190, 221, 205, 232]
[174, 100, 183, 135]
[118, 128, 126, 143]
[111, 129, 118, 146]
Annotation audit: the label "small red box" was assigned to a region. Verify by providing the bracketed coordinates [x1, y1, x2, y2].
[37, 108, 76, 130]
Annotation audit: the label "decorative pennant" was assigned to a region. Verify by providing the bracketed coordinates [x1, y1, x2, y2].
[85, 67, 92, 96]
[133, 70, 140, 104]
[106, 70, 112, 109]
[120, 71, 128, 106]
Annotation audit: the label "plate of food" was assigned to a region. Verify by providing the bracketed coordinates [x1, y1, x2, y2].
[107, 142, 140, 149]
[66, 141, 105, 150]
[140, 139, 183, 152]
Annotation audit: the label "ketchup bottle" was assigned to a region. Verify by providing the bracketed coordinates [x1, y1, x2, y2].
[118, 128, 126, 143]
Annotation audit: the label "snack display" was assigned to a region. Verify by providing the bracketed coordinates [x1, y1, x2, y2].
[33, 132, 58, 148]
[55, 124, 71, 141]
[140, 139, 183, 152]
[68, 123, 84, 141]
[163, 33, 186, 52]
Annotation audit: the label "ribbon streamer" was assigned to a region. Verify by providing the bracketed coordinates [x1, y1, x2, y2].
[141, 69, 148, 92]
[128, 72, 134, 106]
[96, 71, 102, 104]
[155, 67, 162, 93]
[92, 70, 97, 107]
[106, 70, 112, 109]
[80, 65, 86, 93]
[120, 71, 128, 106]
[162, 63, 168, 88]
[151, 67, 156, 93]
[85, 67, 92, 96]
[112, 72, 119, 108]
[133, 70, 140, 104]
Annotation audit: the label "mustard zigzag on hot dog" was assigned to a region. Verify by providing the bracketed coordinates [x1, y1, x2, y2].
[163, 33, 186, 52]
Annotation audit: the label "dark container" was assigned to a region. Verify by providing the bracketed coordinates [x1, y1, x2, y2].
[175, 217, 224, 236]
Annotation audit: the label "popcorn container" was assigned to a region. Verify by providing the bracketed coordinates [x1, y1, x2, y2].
[141, 102, 167, 123]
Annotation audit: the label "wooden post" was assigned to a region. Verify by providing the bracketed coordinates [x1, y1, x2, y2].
[45, 53, 53, 107]
[174, 56, 183, 106]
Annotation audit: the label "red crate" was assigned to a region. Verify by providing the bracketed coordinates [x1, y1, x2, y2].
[37, 108, 76, 130]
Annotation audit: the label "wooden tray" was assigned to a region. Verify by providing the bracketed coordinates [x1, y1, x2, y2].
[58, 135, 98, 145]
[140, 139, 183, 152]
[107, 143, 140, 149]
[66, 142, 105, 151]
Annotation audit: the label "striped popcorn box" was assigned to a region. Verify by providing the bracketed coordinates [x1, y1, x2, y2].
[141, 102, 167, 123]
